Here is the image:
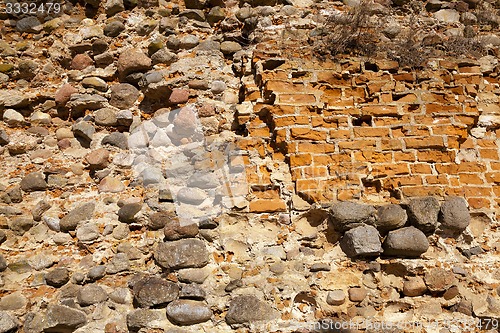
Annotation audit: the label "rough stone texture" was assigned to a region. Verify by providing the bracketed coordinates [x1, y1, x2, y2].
[407, 197, 440, 234]
[117, 49, 152, 78]
[45, 267, 70, 287]
[77, 284, 108, 306]
[60, 202, 95, 232]
[110, 83, 141, 109]
[225, 295, 279, 325]
[439, 196, 471, 234]
[0, 311, 18, 333]
[133, 276, 179, 308]
[376, 204, 407, 233]
[154, 239, 209, 270]
[20, 172, 47, 192]
[326, 290, 345, 306]
[424, 268, 456, 293]
[383, 226, 429, 257]
[45, 305, 87, 331]
[166, 300, 212, 325]
[163, 218, 199, 240]
[403, 276, 427, 297]
[118, 203, 142, 223]
[340, 225, 382, 258]
[127, 309, 162, 332]
[329, 201, 377, 232]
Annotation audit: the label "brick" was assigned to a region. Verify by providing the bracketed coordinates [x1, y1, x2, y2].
[404, 137, 445, 149]
[401, 126, 430, 136]
[400, 186, 445, 197]
[460, 173, 485, 185]
[320, 87, 342, 104]
[376, 59, 399, 70]
[344, 87, 366, 99]
[253, 189, 280, 200]
[454, 74, 481, 85]
[291, 128, 327, 140]
[337, 189, 361, 201]
[249, 199, 286, 213]
[279, 94, 316, 104]
[414, 115, 452, 125]
[273, 115, 309, 127]
[380, 138, 403, 150]
[421, 92, 455, 103]
[338, 139, 377, 150]
[303, 166, 328, 178]
[362, 105, 399, 116]
[459, 66, 481, 74]
[371, 163, 410, 176]
[354, 151, 392, 162]
[435, 163, 459, 174]
[393, 93, 417, 103]
[394, 151, 416, 162]
[296, 179, 320, 192]
[464, 187, 492, 197]
[477, 139, 497, 148]
[290, 153, 312, 167]
[431, 125, 467, 137]
[386, 176, 423, 187]
[264, 80, 309, 93]
[315, 153, 351, 166]
[467, 198, 491, 209]
[425, 104, 462, 114]
[485, 173, 500, 183]
[425, 175, 449, 185]
[480, 149, 499, 160]
[457, 162, 487, 173]
[411, 164, 433, 174]
[353, 127, 390, 137]
[417, 151, 455, 163]
[317, 72, 352, 85]
[248, 127, 270, 137]
[329, 129, 351, 139]
[311, 117, 339, 128]
[291, 168, 301, 181]
[297, 142, 336, 154]
[393, 73, 415, 82]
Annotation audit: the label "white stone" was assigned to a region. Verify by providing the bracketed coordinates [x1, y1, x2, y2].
[3, 109, 24, 127]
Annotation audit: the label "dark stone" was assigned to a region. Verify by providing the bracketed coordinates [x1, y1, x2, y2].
[60, 202, 95, 232]
[45, 305, 87, 332]
[133, 276, 179, 308]
[118, 203, 142, 223]
[407, 197, 440, 233]
[328, 201, 377, 232]
[20, 172, 47, 192]
[376, 204, 407, 233]
[225, 295, 279, 325]
[154, 239, 208, 270]
[45, 267, 70, 287]
[77, 284, 108, 306]
[166, 300, 212, 325]
[439, 196, 470, 234]
[340, 225, 382, 258]
[110, 83, 140, 109]
[383, 226, 429, 257]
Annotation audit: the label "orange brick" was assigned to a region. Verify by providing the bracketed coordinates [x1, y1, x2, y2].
[279, 94, 316, 104]
[338, 139, 377, 150]
[344, 87, 366, 99]
[362, 105, 399, 116]
[480, 149, 499, 160]
[467, 197, 491, 209]
[291, 128, 327, 140]
[431, 125, 467, 137]
[400, 186, 445, 197]
[401, 126, 430, 136]
[460, 174, 485, 185]
[317, 72, 352, 85]
[435, 163, 459, 174]
[464, 187, 492, 197]
[371, 163, 409, 176]
[274, 115, 309, 127]
[248, 127, 270, 137]
[421, 92, 455, 103]
[311, 117, 339, 128]
[249, 199, 286, 213]
[354, 151, 392, 162]
[404, 137, 445, 149]
[320, 88, 342, 104]
[386, 176, 423, 187]
[425, 104, 462, 114]
[425, 175, 449, 185]
[297, 142, 336, 154]
[296, 179, 320, 192]
[290, 153, 312, 167]
[414, 115, 452, 125]
[393, 73, 415, 82]
[394, 151, 416, 162]
[393, 93, 417, 103]
[485, 173, 500, 183]
[353, 127, 390, 137]
[457, 162, 487, 173]
[303, 166, 328, 178]
[417, 151, 456, 163]
[380, 138, 403, 150]
[291, 167, 301, 181]
[477, 139, 497, 148]
[265, 80, 308, 93]
[329, 129, 351, 139]
[411, 164, 433, 174]
[274, 129, 288, 145]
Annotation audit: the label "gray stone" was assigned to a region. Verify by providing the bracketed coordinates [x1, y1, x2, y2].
[186, 172, 220, 189]
[376, 204, 407, 233]
[0, 292, 27, 311]
[210, 80, 226, 94]
[166, 300, 211, 325]
[225, 295, 279, 325]
[207, 7, 225, 25]
[326, 290, 345, 306]
[68, 94, 107, 113]
[151, 48, 178, 65]
[141, 167, 164, 186]
[0, 254, 7, 272]
[178, 268, 210, 284]
[127, 309, 162, 332]
[105, 0, 125, 16]
[220, 41, 242, 55]
[439, 196, 470, 234]
[133, 276, 179, 308]
[16, 16, 42, 33]
[383, 226, 429, 257]
[118, 203, 142, 223]
[94, 108, 117, 126]
[176, 187, 207, 205]
[45, 305, 87, 331]
[77, 284, 108, 306]
[340, 225, 382, 258]
[45, 267, 70, 287]
[3, 109, 24, 127]
[72, 121, 95, 143]
[434, 9, 460, 23]
[102, 132, 128, 149]
[179, 9, 205, 22]
[0, 311, 18, 333]
[106, 253, 130, 274]
[104, 21, 125, 37]
[60, 202, 95, 232]
[180, 35, 200, 49]
[76, 223, 100, 243]
[82, 77, 108, 91]
[110, 84, 140, 109]
[30, 111, 51, 125]
[20, 172, 47, 192]
[179, 283, 206, 300]
[112, 223, 130, 239]
[407, 197, 440, 233]
[137, 19, 158, 36]
[109, 287, 132, 304]
[0, 129, 9, 146]
[87, 265, 106, 282]
[329, 201, 377, 232]
[8, 217, 34, 235]
[163, 217, 199, 240]
[117, 49, 151, 78]
[154, 239, 208, 270]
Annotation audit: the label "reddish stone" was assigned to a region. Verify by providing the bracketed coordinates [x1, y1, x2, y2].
[173, 106, 197, 136]
[71, 54, 94, 70]
[55, 84, 78, 106]
[117, 49, 151, 78]
[85, 148, 110, 170]
[169, 89, 189, 104]
[198, 104, 216, 117]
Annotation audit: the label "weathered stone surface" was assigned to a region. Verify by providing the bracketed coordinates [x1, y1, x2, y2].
[8, 217, 34, 235]
[110, 83, 140, 109]
[166, 300, 212, 325]
[376, 204, 407, 233]
[407, 197, 440, 233]
[424, 268, 456, 293]
[0, 255, 7, 272]
[77, 284, 108, 306]
[20, 172, 47, 192]
[0, 129, 9, 146]
[71, 54, 94, 70]
[0, 311, 18, 333]
[163, 218, 199, 240]
[340, 225, 382, 258]
[118, 202, 142, 223]
[225, 295, 279, 325]
[98, 176, 125, 193]
[85, 148, 110, 170]
[72, 121, 95, 143]
[326, 290, 345, 306]
[383, 226, 429, 257]
[102, 132, 128, 149]
[87, 265, 106, 282]
[348, 287, 367, 302]
[127, 309, 162, 332]
[403, 276, 427, 297]
[45, 267, 70, 287]
[154, 239, 208, 270]
[60, 202, 95, 232]
[45, 305, 87, 331]
[55, 84, 78, 106]
[104, 20, 125, 37]
[439, 196, 470, 234]
[3, 109, 24, 127]
[133, 276, 179, 308]
[220, 41, 242, 55]
[76, 222, 100, 243]
[151, 48, 178, 65]
[329, 201, 377, 232]
[117, 49, 151, 78]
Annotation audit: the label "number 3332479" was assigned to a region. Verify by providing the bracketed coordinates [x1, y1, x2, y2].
[3, 2, 62, 15]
